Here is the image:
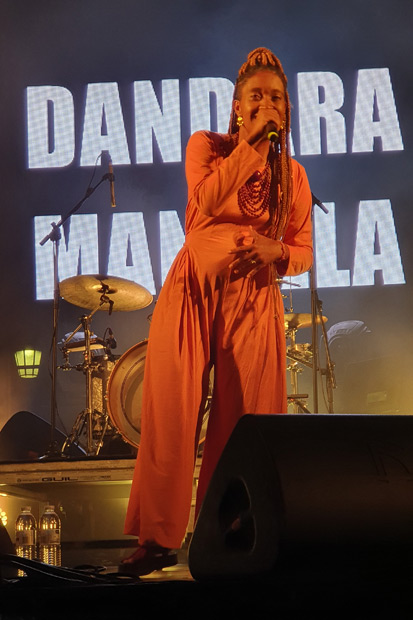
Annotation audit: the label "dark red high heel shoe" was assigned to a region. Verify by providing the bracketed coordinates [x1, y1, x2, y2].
[119, 543, 178, 576]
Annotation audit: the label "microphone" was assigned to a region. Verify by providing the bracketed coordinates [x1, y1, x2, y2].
[311, 192, 329, 214]
[108, 158, 116, 208]
[106, 328, 117, 349]
[266, 122, 279, 142]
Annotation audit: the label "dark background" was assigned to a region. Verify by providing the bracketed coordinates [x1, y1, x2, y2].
[1, 0, 412, 445]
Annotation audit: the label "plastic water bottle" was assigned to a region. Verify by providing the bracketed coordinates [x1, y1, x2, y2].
[38, 505, 61, 566]
[15, 506, 37, 561]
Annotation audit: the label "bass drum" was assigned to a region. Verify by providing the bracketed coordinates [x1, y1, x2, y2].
[106, 340, 148, 448]
[106, 339, 211, 449]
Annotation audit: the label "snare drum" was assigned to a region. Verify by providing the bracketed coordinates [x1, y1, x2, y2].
[60, 331, 106, 353]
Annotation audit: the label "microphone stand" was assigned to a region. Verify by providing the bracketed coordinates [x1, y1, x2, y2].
[319, 302, 337, 413]
[38, 167, 112, 459]
[310, 194, 336, 413]
[310, 264, 319, 414]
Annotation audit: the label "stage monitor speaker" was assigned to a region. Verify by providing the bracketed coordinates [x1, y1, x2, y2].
[188, 414, 413, 581]
[0, 411, 83, 461]
[0, 523, 18, 580]
[0, 522, 14, 555]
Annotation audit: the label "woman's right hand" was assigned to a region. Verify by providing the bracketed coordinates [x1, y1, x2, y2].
[245, 106, 282, 147]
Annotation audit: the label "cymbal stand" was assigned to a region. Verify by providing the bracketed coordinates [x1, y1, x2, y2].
[38, 158, 114, 458]
[283, 279, 310, 413]
[61, 293, 112, 456]
[286, 325, 311, 413]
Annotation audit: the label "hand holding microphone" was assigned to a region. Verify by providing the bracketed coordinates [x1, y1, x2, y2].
[251, 110, 281, 146]
[265, 121, 279, 143]
[255, 105, 281, 143]
[240, 106, 283, 155]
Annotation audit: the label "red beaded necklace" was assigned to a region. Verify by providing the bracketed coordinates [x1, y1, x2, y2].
[237, 161, 271, 218]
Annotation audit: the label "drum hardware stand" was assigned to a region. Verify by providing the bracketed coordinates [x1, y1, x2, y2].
[283, 276, 312, 413]
[38, 154, 115, 459]
[287, 394, 311, 414]
[285, 320, 311, 413]
[61, 293, 114, 457]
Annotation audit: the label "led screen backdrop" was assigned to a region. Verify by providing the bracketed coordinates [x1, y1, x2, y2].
[1, 0, 412, 441]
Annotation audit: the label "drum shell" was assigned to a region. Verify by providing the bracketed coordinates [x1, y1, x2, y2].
[106, 339, 211, 449]
[106, 340, 148, 448]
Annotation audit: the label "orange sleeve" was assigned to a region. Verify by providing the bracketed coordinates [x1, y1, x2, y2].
[185, 131, 265, 217]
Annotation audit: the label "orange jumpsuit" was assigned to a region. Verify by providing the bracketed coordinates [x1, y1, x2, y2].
[124, 130, 313, 549]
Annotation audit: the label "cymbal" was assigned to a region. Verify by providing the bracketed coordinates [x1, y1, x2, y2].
[60, 274, 153, 312]
[284, 312, 327, 330]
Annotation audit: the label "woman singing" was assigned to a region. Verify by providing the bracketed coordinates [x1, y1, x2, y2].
[121, 47, 313, 575]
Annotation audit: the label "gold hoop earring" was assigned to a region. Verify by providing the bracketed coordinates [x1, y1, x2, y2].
[236, 115, 244, 127]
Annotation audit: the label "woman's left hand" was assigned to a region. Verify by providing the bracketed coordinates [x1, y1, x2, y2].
[228, 226, 286, 278]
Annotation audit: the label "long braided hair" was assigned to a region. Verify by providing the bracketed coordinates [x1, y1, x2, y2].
[228, 47, 292, 241]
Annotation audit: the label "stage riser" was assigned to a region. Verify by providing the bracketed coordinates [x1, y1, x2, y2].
[0, 457, 201, 567]
[0, 459, 137, 567]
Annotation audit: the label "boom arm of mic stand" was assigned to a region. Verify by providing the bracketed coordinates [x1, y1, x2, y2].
[39, 177, 106, 246]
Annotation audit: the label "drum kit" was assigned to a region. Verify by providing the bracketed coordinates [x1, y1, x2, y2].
[56, 274, 153, 457]
[285, 311, 327, 414]
[52, 273, 332, 457]
[37, 174, 333, 457]
[37, 161, 215, 459]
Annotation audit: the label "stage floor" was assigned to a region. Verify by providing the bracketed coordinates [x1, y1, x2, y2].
[1, 455, 412, 617]
[1, 542, 411, 619]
